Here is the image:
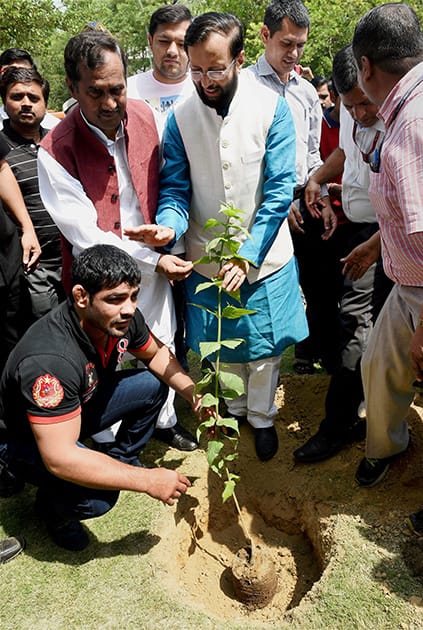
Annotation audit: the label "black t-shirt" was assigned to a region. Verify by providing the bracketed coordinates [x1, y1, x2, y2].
[0, 299, 152, 439]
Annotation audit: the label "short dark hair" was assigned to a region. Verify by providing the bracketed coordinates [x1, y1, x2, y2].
[71, 245, 141, 298]
[353, 3, 423, 74]
[149, 4, 192, 37]
[332, 44, 357, 95]
[264, 0, 310, 37]
[184, 12, 244, 59]
[0, 66, 49, 105]
[311, 76, 328, 90]
[0, 48, 34, 70]
[64, 31, 127, 87]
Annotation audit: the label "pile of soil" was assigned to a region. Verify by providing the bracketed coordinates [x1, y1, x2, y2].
[151, 374, 423, 625]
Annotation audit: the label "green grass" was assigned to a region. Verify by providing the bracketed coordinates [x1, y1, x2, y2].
[1, 348, 422, 630]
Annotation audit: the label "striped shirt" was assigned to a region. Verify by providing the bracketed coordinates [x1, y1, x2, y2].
[0, 121, 61, 262]
[368, 61, 423, 286]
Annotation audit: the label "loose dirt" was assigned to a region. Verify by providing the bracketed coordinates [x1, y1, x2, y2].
[150, 374, 423, 626]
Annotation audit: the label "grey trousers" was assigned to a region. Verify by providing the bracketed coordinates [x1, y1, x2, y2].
[361, 284, 423, 458]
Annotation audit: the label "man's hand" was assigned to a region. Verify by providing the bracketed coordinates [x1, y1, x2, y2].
[320, 201, 337, 240]
[124, 224, 175, 247]
[218, 258, 249, 292]
[156, 254, 193, 280]
[288, 203, 305, 235]
[341, 232, 381, 280]
[305, 178, 323, 218]
[145, 468, 191, 506]
[21, 228, 41, 273]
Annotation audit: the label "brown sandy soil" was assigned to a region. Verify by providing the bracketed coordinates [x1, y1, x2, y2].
[150, 374, 423, 626]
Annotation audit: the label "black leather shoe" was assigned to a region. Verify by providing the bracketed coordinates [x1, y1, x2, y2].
[0, 536, 25, 563]
[293, 429, 344, 463]
[154, 422, 198, 451]
[255, 426, 278, 461]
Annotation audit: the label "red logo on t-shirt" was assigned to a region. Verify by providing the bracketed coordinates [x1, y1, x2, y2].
[32, 374, 64, 409]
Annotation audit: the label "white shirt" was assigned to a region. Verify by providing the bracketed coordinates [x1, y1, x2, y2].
[127, 70, 194, 137]
[339, 103, 384, 223]
[247, 56, 323, 187]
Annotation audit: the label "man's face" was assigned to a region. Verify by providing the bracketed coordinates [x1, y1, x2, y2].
[261, 17, 308, 82]
[5, 81, 46, 131]
[67, 50, 127, 139]
[341, 85, 379, 127]
[82, 282, 139, 339]
[188, 32, 243, 112]
[148, 21, 191, 83]
[316, 83, 332, 110]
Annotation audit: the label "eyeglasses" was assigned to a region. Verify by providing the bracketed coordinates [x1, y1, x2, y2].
[352, 122, 384, 173]
[190, 58, 236, 82]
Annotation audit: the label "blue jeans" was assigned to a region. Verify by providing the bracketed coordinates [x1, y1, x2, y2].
[0, 369, 168, 521]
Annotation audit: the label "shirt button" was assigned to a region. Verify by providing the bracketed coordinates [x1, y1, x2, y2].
[222, 162, 230, 170]
[224, 182, 231, 190]
[114, 221, 121, 229]
[108, 164, 116, 173]
[221, 140, 229, 148]
[111, 194, 118, 203]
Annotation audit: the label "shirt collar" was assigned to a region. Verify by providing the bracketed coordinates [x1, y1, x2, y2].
[256, 54, 299, 86]
[79, 109, 125, 149]
[378, 61, 423, 128]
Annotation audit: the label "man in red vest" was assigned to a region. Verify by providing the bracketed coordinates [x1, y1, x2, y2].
[38, 31, 197, 452]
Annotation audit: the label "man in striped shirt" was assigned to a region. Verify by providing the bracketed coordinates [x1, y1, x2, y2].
[351, 3, 423, 488]
[0, 66, 64, 322]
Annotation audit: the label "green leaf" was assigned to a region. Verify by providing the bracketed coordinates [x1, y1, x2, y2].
[218, 372, 245, 396]
[221, 338, 244, 350]
[216, 417, 240, 434]
[222, 479, 236, 502]
[187, 302, 217, 318]
[203, 218, 222, 230]
[195, 281, 217, 293]
[199, 341, 221, 359]
[206, 237, 225, 252]
[193, 255, 217, 265]
[207, 440, 223, 466]
[224, 452, 239, 462]
[222, 306, 256, 319]
[200, 392, 219, 408]
[221, 205, 245, 219]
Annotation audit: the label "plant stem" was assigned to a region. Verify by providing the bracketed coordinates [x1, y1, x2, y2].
[225, 466, 255, 562]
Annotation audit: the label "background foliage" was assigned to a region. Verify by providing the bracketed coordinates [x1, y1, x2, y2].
[1, 0, 423, 109]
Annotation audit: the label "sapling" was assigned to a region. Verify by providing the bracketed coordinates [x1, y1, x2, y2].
[192, 202, 256, 556]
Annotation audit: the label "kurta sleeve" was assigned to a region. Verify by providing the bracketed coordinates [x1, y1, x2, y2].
[156, 112, 191, 244]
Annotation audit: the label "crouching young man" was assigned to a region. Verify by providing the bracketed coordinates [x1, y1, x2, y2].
[0, 244, 201, 551]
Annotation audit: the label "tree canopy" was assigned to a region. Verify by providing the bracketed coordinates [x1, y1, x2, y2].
[1, 0, 422, 110]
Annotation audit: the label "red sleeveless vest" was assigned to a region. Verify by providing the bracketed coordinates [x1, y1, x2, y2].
[41, 99, 159, 291]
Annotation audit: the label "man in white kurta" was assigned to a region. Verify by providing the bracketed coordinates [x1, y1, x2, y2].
[126, 13, 308, 461]
[37, 30, 198, 451]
